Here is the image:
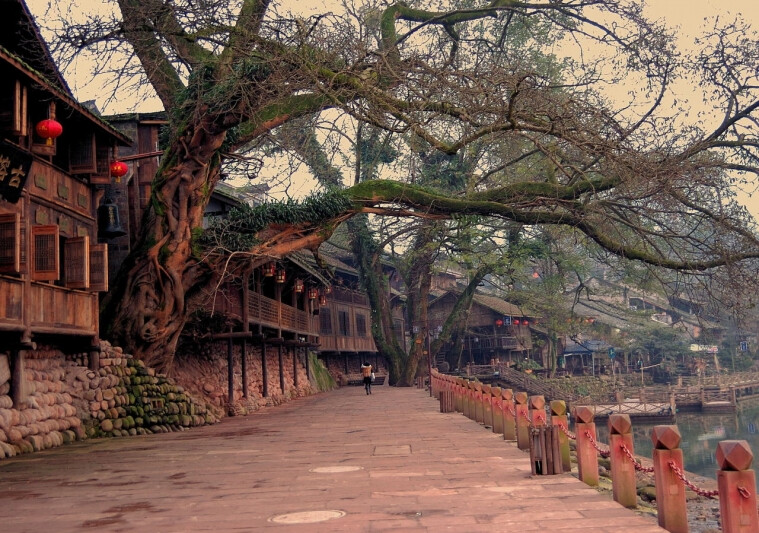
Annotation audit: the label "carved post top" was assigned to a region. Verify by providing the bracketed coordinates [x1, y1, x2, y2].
[716, 440, 754, 471]
[483, 384, 492, 394]
[474, 381, 482, 391]
[502, 388, 513, 400]
[651, 425, 681, 450]
[608, 414, 632, 435]
[550, 400, 566, 416]
[514, 391, 528, 404]
[529, 395, 545, 410]
[574, 405, 595, 424]
[491, 386, 501, 396]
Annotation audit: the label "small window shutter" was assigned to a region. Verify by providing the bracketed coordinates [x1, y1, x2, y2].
[0, 213, 20, 274]
[89, 243, 108, 292]
[69, 133, 97, 174]
[31, 225, 59, 281]
[64, 236, 89, 289]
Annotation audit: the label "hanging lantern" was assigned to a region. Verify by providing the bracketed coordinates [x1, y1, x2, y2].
[110, 161, 129, 182]
[523, 319, 529, 326]
[261, 262, 275, 277]
[275, 269, 286, 284]
[97, 197, 127, 239]
[307, 287, 318, 299]
[35, 119, 63, 146]
[323, 284, 332, 295]
[294, 278, 304, 293]
[513, 319, 521, 325]
[318, 293, 327, 306]
[495, 319, 503, 327]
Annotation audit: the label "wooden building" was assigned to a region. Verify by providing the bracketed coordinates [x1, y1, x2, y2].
[0, 0, 131, 403]
[428, 290, 535, 369]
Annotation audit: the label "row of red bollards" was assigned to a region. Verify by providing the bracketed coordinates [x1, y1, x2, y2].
[430, 370, 759, 533]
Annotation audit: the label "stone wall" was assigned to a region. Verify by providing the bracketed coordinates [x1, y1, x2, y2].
[172, 341, 314, 416]
[0, 341, 216, 460]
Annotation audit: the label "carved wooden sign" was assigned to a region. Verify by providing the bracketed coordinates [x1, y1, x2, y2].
[0, 141, 33, 203]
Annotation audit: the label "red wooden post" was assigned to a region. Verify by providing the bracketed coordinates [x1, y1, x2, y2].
[515, 391, 530, 450]
[574, 406, 599, 487]
[550, 400, 570, 472]
[464, 380, 473, 419]
[716, 440, 759, 533]
[608, 414, 637, 508]
[474, 382, 484, 424]
[483, 384, 493, 428]
[491, 387, 503, 434]
[502, 388, 516, 441]
[529, 395, 546, 427]
[651, 425, 688, 533]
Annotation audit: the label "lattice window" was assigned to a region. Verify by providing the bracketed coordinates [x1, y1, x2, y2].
[69, 133, 97, 174]
[89, 244, 109, 292]
[31, 225, 59, 281]
[355, 313, 367, 337]
[64, 236, 89, 289]
[0, 213, 20, 274]
[319, 307, 333, 335]
[338, 310, 351, 337]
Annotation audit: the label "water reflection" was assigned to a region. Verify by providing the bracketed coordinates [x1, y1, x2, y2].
[594, 398, 759, 490]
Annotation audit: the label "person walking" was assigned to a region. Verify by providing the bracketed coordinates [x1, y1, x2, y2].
[361, 362, 373, 395]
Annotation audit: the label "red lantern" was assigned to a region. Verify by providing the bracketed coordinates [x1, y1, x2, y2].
[513, 319, 521, 325]
[110, 161, 129, 181]
[307, 287, 318, 299]
[523, 320, 529, 326]
[318, 293, 327, 306]
[495, 319, 503, 327]
[294, 279, 304, 293]
[324, 284, 332, 295]
[261, 262, 275, 277]
[35, 119, 63, 146]
[275, 269, 286, 284]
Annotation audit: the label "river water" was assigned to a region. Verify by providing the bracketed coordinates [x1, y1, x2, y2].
[595, 398, 759, 489]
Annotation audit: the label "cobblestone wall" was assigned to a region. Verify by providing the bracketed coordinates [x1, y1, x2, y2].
[0, 341, 216, 460]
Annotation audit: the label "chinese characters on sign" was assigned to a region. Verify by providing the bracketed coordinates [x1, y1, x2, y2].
[0, 142, 33, 203]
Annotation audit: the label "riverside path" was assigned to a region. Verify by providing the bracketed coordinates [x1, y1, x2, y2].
[0, 385, 665, 532]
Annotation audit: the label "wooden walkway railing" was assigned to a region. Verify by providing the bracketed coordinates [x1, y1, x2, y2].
[429, 369, 759, 533]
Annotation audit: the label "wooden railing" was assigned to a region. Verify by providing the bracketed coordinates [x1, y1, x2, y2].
[247, 292, 314, 334]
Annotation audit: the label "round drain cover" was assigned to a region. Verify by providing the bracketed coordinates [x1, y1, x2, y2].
[269, 510, 346, 524]
[310, 466, 363, 473]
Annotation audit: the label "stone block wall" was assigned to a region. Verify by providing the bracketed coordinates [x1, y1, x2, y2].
[172, 341, 314, 416]
[0, 341, 217, 460]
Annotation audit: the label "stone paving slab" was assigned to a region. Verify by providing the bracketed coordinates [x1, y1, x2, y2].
[0, 386, 665, 532]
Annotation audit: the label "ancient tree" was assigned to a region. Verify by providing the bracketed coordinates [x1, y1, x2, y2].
[39, 0, 759, 372]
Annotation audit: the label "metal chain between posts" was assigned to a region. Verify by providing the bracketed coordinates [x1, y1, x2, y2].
[558, 423, 576, 440]
[585, 430, 611, 458]
[620, 443, 655, 473]
[667, 460, 720, 499]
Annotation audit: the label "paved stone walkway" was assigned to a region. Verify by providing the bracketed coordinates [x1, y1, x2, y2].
[0, 385, 665, 532]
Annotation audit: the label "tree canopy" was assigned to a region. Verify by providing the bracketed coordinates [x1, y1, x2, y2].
[33, 0, 759, 371]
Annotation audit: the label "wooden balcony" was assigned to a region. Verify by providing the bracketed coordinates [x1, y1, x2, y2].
[0, 276, 98, 336]
[248, 292, 313, 335]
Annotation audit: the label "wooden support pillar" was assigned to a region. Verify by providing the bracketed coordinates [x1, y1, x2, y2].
[88, 340, 100, 372]
[10, 348, 25, 408]
[716, 440, 759, 533]
[241, 339, 249, 399]
[608, 414, 637, 508]
[293, 347, 299, 388]
[262, 343, 269, 397]
[278, 345, 285, 394]
[550, 400, 571, 472]
[227, 337, 235, 407]
[502, 388, 516, 441]
[651, 425, 688, 533]
[575, 406, 599, 487]
[515, 391, 530, 450]
[305, 348, 311, 382]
